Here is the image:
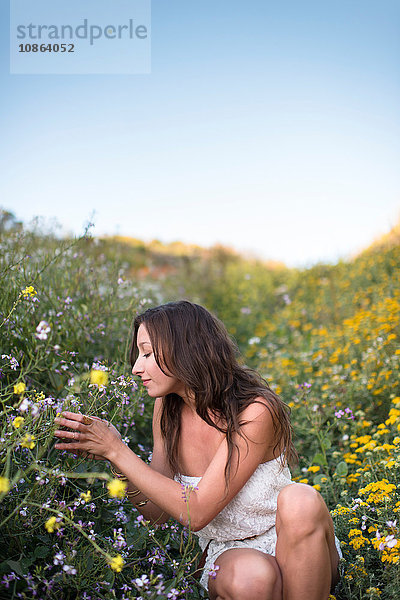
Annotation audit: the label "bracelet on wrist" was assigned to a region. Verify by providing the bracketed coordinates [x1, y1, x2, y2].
[110, 466, 128, 482]
[136, 499, 149, 507]
[126, 489, 141, 498]
[125, 489, 149, 506]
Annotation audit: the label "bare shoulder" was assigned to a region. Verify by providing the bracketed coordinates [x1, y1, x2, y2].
[239, 396, 275, 425]
[238, 397, 279, 458]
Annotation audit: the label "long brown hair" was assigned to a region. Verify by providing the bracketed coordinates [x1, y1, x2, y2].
[130, 301, 296, 486]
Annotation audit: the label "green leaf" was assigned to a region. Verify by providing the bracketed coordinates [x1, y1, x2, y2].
[321, 437, 331, 450]
[6, 560, 23, 576]
[312, 452, 327, 466]
[34, 546, 49, 559]
[20, 557, 33, 572]
[313, 473, 329, 485]
[335, 461, 348, 477]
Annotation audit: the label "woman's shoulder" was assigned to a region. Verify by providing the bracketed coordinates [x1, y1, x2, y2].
[239, 395, 274, 422]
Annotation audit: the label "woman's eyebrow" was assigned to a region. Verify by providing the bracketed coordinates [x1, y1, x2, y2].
[138, 341, 152, 349]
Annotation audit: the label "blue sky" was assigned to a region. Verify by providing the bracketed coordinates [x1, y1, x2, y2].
[1, 0, 399, 266]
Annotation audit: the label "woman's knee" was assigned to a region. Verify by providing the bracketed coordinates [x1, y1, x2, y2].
[210, 550, 282, 600]
[277, 483, 330, 536]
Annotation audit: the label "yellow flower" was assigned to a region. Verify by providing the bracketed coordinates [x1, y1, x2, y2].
[21, 286, 37, 298]
[107, 478, 127, 499]
[21, 434, 36, 449]
[80, 490, 92, 502]
[359, 479, 396, 504]
[109, 554, 124, 572]
[0, 477, 10, 494]
[13, 382, 26, 395]
[45, 516, 60, 533]
[348, 529, 369, 549]
[366, 588, 381, 597]
[90, 369, 108, 387]
[12, 416, 25, 429]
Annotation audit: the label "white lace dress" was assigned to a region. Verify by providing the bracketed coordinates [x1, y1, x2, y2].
[175, 458, 342, 592]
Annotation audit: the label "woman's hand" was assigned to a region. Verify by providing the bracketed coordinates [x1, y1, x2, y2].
[53, 411, 125, 462]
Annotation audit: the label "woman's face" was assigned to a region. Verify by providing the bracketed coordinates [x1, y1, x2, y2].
[132, 324, 186, 398]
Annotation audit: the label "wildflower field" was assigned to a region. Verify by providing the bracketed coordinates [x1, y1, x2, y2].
[1, 214, 400, 599]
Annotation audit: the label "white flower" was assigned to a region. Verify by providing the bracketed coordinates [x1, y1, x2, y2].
[53, 551, 65, 565]
[35, 321, 51, 340]
[1, 354, 19, 370]
[134, 575, 149, 588]
[62, 564, 77, 574]
[18, 398, 30, 412]
[386, 535, 398, 548]
[386, 520, 397, 528]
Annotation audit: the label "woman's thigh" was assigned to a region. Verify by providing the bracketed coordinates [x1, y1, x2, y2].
[208, 547, 282, 600]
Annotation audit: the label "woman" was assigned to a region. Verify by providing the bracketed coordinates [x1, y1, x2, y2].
[54, 301, 341, 600]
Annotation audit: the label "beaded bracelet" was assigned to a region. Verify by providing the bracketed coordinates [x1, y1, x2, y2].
[110, 466, 149, 506]
[136, 499, 149, 507]
[110, 466, 128, 482]
[126, 489, 150, 506]
[126, 489, 141, 498]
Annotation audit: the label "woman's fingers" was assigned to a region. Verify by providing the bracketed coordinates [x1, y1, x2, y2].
[54, 416, 81, 431]
[53, 411, 119, 461]
[54, 412, 100, 431]
[54, 429, 82, 440]
[54, 441, 80, 450]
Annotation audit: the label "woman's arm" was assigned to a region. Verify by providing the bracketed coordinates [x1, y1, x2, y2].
[118, 398, 173, 524]
[54, 398, 276, 531]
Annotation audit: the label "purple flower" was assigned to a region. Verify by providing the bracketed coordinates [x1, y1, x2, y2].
[208, 564, 220, 579]
[1, 573, 19, 588]
[335, 407, 354, 419]
[298, 382, 312, 390]
[180, 482, 198, 502]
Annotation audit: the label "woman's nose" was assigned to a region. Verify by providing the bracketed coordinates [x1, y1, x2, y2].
[132, 357, 143, 375]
